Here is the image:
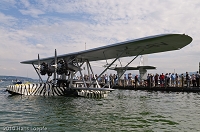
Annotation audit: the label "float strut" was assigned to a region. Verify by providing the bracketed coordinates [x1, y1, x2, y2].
[32, 63, 43, 83]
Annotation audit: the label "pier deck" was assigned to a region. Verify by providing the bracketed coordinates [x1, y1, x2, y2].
[112, 86, 200, 93]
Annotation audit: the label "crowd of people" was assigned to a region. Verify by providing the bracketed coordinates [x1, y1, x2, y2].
[74, 71, 200, 88]
[75, 73, 118, 86]
[146, 71, 200, 88]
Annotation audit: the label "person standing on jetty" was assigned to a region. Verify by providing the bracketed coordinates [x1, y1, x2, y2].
[165, 73, 168, 87]
[124, 74, 127, 87]
[113, 74, 117, 85]
[186, 72, 191, 87]
[168, 73, 172, 87]
[147, 74, 150, 87]
[181, 74, 184, 87]
[175, 73, 179, 87]
[160, 73, 165, 87]
[109, 74, 114, 87]
[196, 71, 200, 87]
[154, 74, 159, 87]
[128, 73, 132, 86]
[191, 74, 196, 87]
[135, 75, 139, 88]
[171, 73, 175, 87]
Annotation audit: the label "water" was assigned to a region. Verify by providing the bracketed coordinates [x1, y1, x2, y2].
[1, 81, 200, 132]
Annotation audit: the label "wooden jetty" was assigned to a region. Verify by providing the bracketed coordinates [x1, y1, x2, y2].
[112, 86, 200, 93]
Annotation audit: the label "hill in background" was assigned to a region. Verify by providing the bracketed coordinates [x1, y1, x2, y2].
[0, 75, 34, 81]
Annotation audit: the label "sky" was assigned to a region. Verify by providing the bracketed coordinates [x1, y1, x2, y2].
[0, 0, 200, 79]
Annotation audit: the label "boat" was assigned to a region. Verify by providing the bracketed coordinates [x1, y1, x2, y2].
[12, 80, 22, 85]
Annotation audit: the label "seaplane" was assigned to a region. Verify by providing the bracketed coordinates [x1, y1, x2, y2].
[6, 34, 192, 97]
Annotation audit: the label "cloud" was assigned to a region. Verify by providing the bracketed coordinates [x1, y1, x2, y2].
[20, 0, 30, 8]
[0, 12, 17, 26]
[36, 44, 45, 48]
[19, 8, 45, 18]
[0, 0, 200, 78]
[0, 0, 16, 9]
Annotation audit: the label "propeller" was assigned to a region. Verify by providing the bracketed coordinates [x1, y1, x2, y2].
[51, 49, 57, 85]
[37, 54, 40, 70]
[38, 54, 40, 70]
[36, 51, 58, 77]
[37, 53, 46, 75]
[37, 53, 50, 76]
[37, 49, 80, 79]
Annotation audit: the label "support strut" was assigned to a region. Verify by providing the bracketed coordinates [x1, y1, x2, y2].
[32, 63, 43, 83]
[86, 59, 100, 88]
[115, 50, 144, 86]
[96, 48, 127, 82]
[88, 48, 127, 88]
[75, 59, 87, 88]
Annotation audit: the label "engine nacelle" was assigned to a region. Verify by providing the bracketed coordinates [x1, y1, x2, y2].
[40, 62, 54, 76]
[40, 62, 48, 75]
[56, 60, 70, 75]
[39, 59, 80, 76]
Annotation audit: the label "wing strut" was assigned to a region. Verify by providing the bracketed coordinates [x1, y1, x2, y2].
[118, 58, 123, 67]
[88, 48, 127, 88]
[115, 49, 144, 88]
[86, 60, 91, 84]
[97, 48, 127, 81]
[86, 59, 100, 88]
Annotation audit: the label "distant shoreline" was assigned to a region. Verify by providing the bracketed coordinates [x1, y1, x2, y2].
[0, 75, 34, 81]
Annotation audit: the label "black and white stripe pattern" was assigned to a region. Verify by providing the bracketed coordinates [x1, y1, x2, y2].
[7, 83, 66, 96]
[6, 83, 108, 98]
[77, 90, 108, 98]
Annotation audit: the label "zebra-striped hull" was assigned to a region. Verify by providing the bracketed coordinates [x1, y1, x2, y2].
[6, 83, 67, 96]
[6, 83, 108, 98]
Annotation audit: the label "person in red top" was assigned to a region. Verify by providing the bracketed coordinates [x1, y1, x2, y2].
[160, 73, 165, 87]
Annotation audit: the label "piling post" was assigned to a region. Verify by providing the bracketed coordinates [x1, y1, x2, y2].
[199, 62, 200, 73]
